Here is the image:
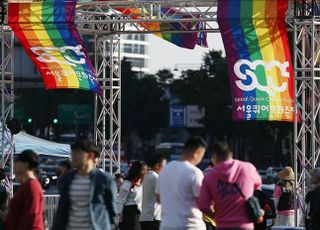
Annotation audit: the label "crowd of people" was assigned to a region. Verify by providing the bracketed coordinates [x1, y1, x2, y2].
[0, 137, 318, 230]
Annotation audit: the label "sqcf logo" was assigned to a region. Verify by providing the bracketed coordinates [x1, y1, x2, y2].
[30, 45, 86, 67]
[233, 59, 290, 96]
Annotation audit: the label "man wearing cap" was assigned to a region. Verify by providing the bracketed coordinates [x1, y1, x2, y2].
[273, 166, 295, 227]
[52, 139, 117, 230]
[306, 168, 320, 230]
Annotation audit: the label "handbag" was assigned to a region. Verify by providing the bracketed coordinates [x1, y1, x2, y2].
[234, 183, 263, 223]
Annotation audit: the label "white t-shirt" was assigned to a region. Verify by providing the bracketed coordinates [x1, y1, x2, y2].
[116, 180, 143, 215]
[156, 161, 205, 230]
[140, 170, 161, 221]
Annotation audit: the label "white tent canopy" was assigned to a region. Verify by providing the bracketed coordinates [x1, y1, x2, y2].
[4, 132, 70, 158]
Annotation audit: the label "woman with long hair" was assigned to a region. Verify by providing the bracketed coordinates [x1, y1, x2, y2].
[273, 166, 295, 226]
[117, 161, 148, 230]
[5, 150, 44, 230]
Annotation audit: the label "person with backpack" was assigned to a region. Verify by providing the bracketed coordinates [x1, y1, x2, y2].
[273, 166, 295, 226]
[198, 142, 262, 230]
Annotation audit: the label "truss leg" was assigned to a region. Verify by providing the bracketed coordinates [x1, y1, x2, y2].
[294, 17, 320, 225]
[0, 27, 14, 182]
[94, 34, 121, 173]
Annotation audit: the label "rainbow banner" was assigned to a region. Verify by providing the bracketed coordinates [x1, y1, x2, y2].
[8, 0, 101, 94]
[218, 0, 295, 121]
[104, 1, 208, 49]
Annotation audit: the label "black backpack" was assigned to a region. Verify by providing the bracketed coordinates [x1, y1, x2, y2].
[254, 190, 276, 219]
[277, 187, 294, 211]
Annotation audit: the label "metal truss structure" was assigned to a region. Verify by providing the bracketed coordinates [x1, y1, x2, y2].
[293, 0, 320, 198]
[76, 0, 218, 35]
[0, 0, 318, 200]
[0, 0, 217, 174]
[0, 25, 14, 181]
[78, 0, 217, 173]
[94, 34, 122, 172]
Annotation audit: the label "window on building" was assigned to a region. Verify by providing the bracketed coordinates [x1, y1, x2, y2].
[133, 44, 139, 53]
[139, 45, 145, 54]
[126, 34, 132, 40]
[140, 35, 145, 41]
[124, 44, 132, 53]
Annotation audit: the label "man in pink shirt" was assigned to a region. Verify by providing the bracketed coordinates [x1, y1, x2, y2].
[198, 142, 262, 230]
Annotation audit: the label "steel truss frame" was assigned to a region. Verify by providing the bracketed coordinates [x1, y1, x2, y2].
[94, 34, 121, 172]
[292, 1, 320, 221]
[85, 0, 217, 173]
[294, 19, 320, 196]
[0, 0, 217, 174]
[0, 0, 317, 192]
[76, 0, 218, 35]
[0, 25, 14, 180]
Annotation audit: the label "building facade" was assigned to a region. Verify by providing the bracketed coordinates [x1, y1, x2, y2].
[121, 33, 149, 75]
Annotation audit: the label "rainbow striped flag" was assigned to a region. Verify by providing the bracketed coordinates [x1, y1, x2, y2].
[218, 0, 295, 121]
[8, 0, 101, 94]
[110, 4, 208, 49]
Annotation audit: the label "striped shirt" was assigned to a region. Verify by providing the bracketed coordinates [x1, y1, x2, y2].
[67, 175, 93, 230]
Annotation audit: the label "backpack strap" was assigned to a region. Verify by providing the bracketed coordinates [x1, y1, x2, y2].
[234, 183, 246, 199]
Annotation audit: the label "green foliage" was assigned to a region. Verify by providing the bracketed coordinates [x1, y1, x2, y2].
[122, 58, 169, 141]
[170, 50, 233, 136]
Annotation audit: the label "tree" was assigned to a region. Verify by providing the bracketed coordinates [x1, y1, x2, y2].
[170, 50, 233, 137]
[155, 69, 174, 87]
[122, 58, 169, 158]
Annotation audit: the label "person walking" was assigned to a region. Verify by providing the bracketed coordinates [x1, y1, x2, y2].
[198, 142, 262, 230]
[5, 150, 44, 230]
[140, 154, 167, 230]
[117, 161, 148, 230]
[156, 136, 207, 230]
[52, 139, 117, 230]
[273, 166, 295, 227]
[306, 168, 320, 230]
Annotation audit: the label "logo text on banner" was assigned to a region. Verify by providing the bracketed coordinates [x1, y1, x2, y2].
[8, 0, 101, 94]
[217, 0, 295, 122]
[234, 60, 290, 96]
[30, 45, 86, 66]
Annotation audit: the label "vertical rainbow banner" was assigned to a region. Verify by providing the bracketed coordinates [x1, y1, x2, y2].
[218, 0, 295, 121]
[8, 0, 101, 94]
